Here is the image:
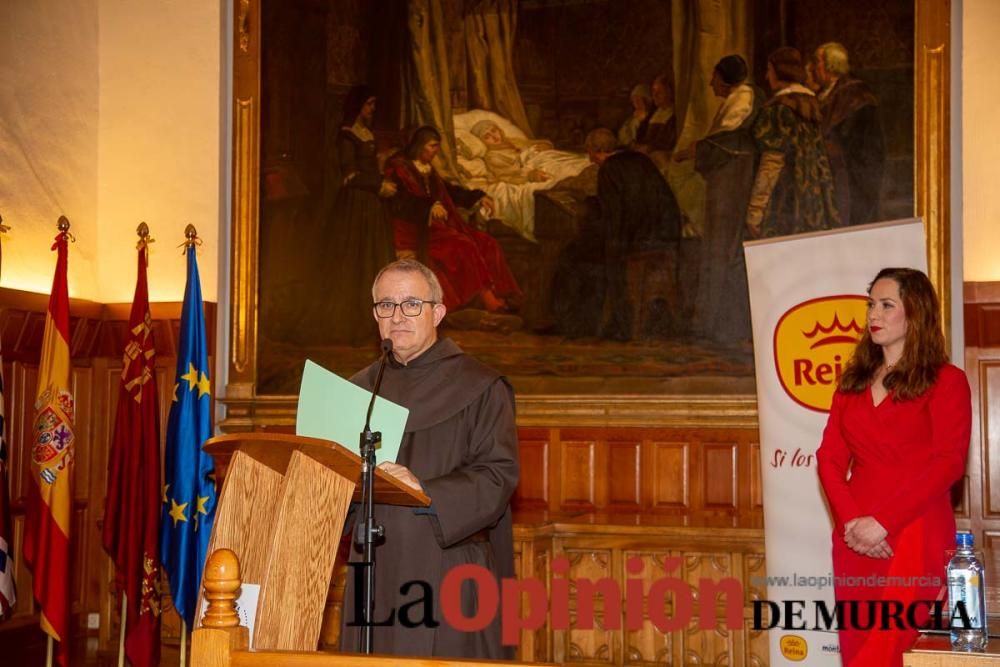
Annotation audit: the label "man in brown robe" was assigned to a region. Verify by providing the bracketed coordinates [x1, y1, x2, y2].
[815, 42, 885, 227]
[340, 258, 519, 659]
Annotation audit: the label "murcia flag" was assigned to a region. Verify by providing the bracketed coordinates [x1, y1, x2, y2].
[160, 244, 216, 628]
[102, 239, 162, 666]
[23, 232, 75, 665]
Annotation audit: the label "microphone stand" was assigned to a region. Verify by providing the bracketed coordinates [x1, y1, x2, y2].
[355, 338, 392, 654]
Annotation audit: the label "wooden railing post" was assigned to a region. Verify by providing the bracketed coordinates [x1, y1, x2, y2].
[191, 549, 249, 667]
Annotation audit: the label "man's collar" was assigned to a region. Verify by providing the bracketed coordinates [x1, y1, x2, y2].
[389, 337, 462, 368]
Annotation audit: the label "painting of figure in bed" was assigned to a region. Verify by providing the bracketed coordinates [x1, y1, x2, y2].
[255, 0, 915, 396]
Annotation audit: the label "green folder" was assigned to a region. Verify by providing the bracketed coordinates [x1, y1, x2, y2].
[295, 359, 408, 464]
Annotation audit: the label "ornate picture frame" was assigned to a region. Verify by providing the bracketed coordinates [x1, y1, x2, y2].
[221, 0, 950, 431]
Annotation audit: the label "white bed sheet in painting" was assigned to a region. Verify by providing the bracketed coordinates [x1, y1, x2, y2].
[453, 110, 591, 242]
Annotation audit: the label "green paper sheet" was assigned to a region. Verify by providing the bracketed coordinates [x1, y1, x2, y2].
[295, 359, 408, 464]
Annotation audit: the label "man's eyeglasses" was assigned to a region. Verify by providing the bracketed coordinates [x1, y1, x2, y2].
[373, 299, 439, 318]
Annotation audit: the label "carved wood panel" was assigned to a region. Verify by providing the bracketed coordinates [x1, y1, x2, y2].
[651, 441, 689, 511]
[513, 427, 761, 519]
[513, 428, 550, 509]
[541, 523, 765, 666]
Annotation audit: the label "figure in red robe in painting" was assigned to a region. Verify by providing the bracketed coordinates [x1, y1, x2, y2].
[817, 268, 972, 667]
[383, 125, 521, 312]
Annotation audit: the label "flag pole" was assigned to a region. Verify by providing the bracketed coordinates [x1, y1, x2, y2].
[117, 593, 126, 667]
[180, 619, 187, 667]
[45, 636, 53, 667]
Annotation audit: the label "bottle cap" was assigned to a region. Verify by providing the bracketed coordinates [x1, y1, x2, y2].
[956, 531, 974, 548]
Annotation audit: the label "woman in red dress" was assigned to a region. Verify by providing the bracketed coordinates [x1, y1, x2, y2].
[817, 267, 972, 666]
[383, 126, 521, 312]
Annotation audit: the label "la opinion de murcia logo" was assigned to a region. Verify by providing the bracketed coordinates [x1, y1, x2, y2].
[773, 296, 868, 412]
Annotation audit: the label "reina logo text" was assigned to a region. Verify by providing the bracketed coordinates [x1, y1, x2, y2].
[773, 296, 867, 413]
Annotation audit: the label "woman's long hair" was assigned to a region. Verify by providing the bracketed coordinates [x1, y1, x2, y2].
[838, 267, 948, 400]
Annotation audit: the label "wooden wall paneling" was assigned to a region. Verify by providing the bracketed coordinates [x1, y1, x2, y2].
[92, 359, 117, 653]
[559, 546, 615, 664]
[549, 427, 562, 513]
[702, 441, 738, 511]
[622, 551, 675, 665]
[559, 431, 599, 511]
[606, 440, 641, 511]
[513, 427, 550, 510]
[7, 361, 36, 624]
[681, 552, 737, 665]
[648, 439, 688, 511]
[749, 440, 763, 512]
[70, 366, 96, 626]
[977, 358, 1000, 517]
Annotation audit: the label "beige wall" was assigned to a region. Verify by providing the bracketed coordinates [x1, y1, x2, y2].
[962, 0, 1000, 282]
[0, 1, 221, 302]
[0, 0, 100, 297]
[97, 0, 222, 302]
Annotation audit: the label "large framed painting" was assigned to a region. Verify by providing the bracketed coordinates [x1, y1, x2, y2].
[223, 0, 950, 429]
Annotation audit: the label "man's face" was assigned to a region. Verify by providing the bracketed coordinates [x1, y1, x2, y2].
[372, 270, 446, 365]
[709, 69, 727, 98]
[814, 49, 831, 85]
[766, 63, 779, 91]
[481, 125, 505, 146]
[588, 150, 608, 166]
[418, 138, 441, 164]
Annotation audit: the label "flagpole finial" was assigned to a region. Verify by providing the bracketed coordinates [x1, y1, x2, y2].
[180, 224, 202, 251]
[136, 222, 155, 252]
[56, 215, 75, 243]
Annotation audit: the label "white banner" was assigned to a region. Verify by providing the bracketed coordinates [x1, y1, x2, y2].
[744, 219, 926, 665]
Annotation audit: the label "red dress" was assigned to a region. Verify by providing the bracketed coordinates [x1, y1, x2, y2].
[383, 155, 521, 310]
[817, 364, 972, 666]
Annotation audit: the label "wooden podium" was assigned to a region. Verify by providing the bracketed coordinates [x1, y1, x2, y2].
[199, 432, 430, 652]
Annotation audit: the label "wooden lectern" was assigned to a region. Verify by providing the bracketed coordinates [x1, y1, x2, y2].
[192, 547, 550, 667]
[199, 432, 430, 652]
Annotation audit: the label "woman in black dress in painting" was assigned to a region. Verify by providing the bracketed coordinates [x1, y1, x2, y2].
[324, 85, 397, 344]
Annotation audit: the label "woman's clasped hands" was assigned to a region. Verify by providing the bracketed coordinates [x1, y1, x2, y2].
[844, 516, 893, 559]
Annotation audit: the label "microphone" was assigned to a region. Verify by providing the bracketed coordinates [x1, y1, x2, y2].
[364, 338, 393, 433]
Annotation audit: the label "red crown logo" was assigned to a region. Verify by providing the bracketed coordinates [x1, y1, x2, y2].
[801, 313, 864, 349]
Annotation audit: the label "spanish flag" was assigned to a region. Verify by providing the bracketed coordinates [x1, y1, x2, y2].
[23, 232, 75, 666]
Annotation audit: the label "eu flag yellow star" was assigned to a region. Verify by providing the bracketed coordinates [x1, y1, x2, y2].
[168, 498, 189, 526]
[180, 362, 210, 398]
[195, 371, 210, 398]
[162, 483, 170, 504]
[196, 495, 210, 515]
[181, 363, 199, 391]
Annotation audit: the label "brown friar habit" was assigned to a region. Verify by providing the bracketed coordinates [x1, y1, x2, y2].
[340, 337, 519, 659]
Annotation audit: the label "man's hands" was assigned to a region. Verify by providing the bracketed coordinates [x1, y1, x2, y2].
[378, 462, 423, 492]
[844, 516, 892, 559]
[430, 202, 449, 223]
[379, 180, 397, 197]
[479, 196, 496, 216]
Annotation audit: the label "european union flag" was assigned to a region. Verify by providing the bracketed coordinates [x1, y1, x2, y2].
[160, 245, 216, 627]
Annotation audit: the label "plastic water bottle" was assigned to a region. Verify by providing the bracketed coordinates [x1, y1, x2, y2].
[948, 531, 988, 650]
